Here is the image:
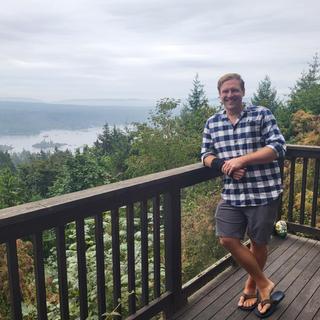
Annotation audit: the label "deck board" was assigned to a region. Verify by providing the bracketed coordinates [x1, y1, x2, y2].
[171, 234, 320, 320]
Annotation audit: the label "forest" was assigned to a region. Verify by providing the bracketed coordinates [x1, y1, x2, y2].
[0, 55, 320, 319]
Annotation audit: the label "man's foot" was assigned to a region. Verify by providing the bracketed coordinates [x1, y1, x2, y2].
[238, 292, 258, 310]
[238, 277, 257, 310]
[257, 281, 275, 315]
[254, 291, 285, 318]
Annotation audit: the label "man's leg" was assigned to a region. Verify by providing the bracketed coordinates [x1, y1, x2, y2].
[239, 241, 268, 308]
[219, 237, 274, 313]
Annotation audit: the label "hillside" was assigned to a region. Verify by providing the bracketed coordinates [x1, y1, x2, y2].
[0, 100, 151, 135]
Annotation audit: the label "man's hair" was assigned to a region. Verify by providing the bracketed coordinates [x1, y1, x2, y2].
[217, 73, 245, 93]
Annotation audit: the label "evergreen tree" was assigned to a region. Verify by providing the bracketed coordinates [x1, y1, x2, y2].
[251, 75, 282, 114]
[289, 53, 320, 114]
[184, 73, 209, 112]
[125, 98, 198, 177]
[179, 75, 216, 161]
[17, 150, 72, 200]
[0, 151, 15, 172]
[0, 169, 25, 208]
[49, 147, 111, 195]
[94, 124, 132, 177]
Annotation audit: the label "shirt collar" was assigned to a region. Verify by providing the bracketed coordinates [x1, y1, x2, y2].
[221, 103, 248, 121]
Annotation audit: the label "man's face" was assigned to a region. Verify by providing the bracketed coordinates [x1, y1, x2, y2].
[219, 79, 245, 112]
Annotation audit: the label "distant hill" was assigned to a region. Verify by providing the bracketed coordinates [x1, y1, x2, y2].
[0, 100, 151, 135]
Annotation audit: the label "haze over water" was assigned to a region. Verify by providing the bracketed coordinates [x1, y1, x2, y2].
[0, 127, 105, 153]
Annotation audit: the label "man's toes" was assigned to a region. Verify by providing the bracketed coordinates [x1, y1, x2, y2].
[245, 298, 256, 308]
[259, 303, 270, 314]
[238, 296, 245, 307]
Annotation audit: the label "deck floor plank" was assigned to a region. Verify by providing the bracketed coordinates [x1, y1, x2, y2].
[171, 235, 320, 320]
[174, 236, 296, 320]
[295, 279, 320, 320]
[196, 236, 308, 320]
[213, 237, 313, 320]
[227, 238, 315, 320]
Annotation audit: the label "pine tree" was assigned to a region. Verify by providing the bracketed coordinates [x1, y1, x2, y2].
[185, 73, 209, 111]
[289, 53, 320, 114]
[251, 75, 281, 114]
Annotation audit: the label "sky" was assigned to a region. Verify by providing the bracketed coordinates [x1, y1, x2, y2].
[0, 0, 319, 105]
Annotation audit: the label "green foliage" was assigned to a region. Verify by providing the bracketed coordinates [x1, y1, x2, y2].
[0, 240, 59, 320]
[251, 75, 282, 114]
[94, 124, 132, 179]
[125, 98, 188, 177]
[43, 208, 165, 319]
[0, 151, 15, 172]
[126, 77, 216, 178]
[17, 150, 72, 200]
[288, 53, 320, 114]
[0, 168, 25, 209]
[181, 181, 227, 282]
[49, 147, 112, 196]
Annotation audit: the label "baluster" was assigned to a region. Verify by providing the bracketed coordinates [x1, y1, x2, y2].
[153, 195, 161, 299]
[300, 158, 308, 225]
[7, 239, 22, 320]
[288, 158, 296, 222]
[95, 213, 107, 319]
[56, 226, 69, 320]
[33, 232, 48, 319]
[140, 200, 149, 306]
[76, 219, 88, 319]
[111, 208, 121, 318]
[164, 187, 186, 317]
[126, 204, 136, 315]
[311, 159, 320, 227]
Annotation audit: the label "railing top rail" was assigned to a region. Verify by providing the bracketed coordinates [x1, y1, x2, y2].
[0, 162, 221, 241]
[286, 144, 320, 158]
[1, 143, 320, 242]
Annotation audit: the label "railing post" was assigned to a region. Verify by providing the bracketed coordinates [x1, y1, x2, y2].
[6, 239, 22, 320]
[164, 186, 187, 318]
[277, 158, 285, 221]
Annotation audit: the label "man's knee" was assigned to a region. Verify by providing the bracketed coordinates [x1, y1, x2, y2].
[219, 236, 240, 249]
[250, 240, 268, 250]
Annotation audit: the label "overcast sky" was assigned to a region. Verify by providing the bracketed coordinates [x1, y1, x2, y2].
[0, 0, 319, 105]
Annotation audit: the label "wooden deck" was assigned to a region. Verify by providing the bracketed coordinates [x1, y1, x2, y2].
[172, 234, 320, 320]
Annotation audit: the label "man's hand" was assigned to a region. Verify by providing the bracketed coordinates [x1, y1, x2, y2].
[227, 168, 246, 180]
[222, 158, 246, 180]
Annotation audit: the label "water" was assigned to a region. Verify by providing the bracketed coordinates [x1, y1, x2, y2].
[0, 127, 105, 153]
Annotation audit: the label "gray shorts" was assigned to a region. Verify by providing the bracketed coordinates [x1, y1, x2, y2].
[215, 198, 279, 245]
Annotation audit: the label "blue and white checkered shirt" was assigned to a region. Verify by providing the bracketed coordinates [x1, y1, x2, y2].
[201, 104, 286, 207]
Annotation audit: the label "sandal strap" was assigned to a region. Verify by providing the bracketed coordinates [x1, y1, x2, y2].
[260, 298, 273, 307]
[242, 293, 257, 299]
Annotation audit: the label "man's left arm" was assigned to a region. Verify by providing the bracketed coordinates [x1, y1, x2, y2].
[222, 146, 278, 176]
[222, 109, 286, 176]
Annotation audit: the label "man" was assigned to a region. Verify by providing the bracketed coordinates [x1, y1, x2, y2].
[201, 73, 286, 317]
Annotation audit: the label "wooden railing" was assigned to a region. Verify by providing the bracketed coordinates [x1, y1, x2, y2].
[0, 144, 319, 320]
[282, 144, 320, 237]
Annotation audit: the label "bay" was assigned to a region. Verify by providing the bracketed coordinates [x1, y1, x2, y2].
[0, 127, 107, 153]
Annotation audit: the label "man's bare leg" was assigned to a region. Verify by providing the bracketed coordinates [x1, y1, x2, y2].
[238, 241, 268, 308]
[220, 237, 274, 314]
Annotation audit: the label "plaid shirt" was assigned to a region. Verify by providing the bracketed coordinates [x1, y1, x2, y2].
[201, 104, 286, 207]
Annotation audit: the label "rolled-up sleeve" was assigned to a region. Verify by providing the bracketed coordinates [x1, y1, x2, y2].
[261, 109, 286, 159]
[201, 119, 215, 163]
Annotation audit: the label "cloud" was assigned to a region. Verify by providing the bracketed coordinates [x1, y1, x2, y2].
[0, 0, 319, 102]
